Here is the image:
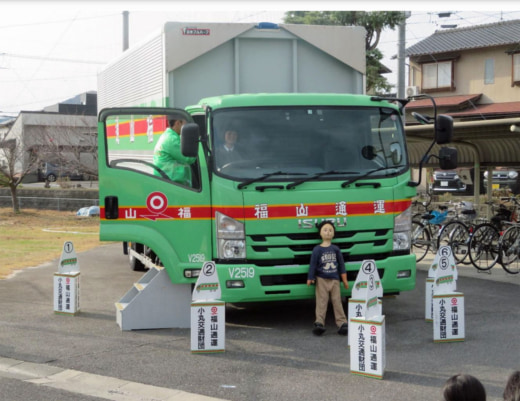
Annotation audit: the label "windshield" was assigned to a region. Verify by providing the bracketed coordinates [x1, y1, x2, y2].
[211, 106, 407, 182]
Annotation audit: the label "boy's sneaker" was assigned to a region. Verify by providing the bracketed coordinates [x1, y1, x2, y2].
[337, 323, 348, 336]
[312, 322, 326, 336]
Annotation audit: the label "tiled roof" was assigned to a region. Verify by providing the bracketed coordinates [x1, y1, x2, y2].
[406, 94, 482, 109]
[406, 19, 520, 57]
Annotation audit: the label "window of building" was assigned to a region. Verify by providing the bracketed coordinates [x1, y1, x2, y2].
[513, 53, 520, 84]
[484, 58, 494, 84]
[422, 61, 453, 90]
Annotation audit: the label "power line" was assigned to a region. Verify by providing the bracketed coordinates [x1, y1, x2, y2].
[0, 73, 96, 84]
[0, 12, 120, 30]
[3, 53, 106, 65]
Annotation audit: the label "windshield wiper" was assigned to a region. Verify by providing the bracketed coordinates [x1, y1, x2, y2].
[286, 170, 357, 190]
[237, 171, 305, 189]
[340, 166, 403, 188]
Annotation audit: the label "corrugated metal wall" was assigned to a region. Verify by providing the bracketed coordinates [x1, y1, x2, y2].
[97, 23, 365, 111]
[169, 30, 363, 109]
[98, 34, 164, 110]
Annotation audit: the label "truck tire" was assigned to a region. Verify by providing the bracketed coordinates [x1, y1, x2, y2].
[129, 242, 146, 271]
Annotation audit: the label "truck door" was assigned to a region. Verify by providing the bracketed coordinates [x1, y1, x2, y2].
[98, 108, 212, 283]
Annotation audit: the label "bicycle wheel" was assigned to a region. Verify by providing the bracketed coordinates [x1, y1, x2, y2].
[499, 225, 520, 274]
[411, 220, 430, 262]
[468, 223, 500, 271]
[437, 221, 469, 264]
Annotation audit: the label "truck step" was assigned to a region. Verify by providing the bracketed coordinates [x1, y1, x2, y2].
[115, 268, 192, 330]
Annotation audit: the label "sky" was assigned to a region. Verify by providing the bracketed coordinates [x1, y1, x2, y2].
[1, 1, 520, 117]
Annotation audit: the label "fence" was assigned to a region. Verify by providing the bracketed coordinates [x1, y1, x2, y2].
[0, 188, 99, 212]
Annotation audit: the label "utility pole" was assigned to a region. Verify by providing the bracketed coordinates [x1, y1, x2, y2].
[397, 11, 411, 98]
[123, 11, 129, 52]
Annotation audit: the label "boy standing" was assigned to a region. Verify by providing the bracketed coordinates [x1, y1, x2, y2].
[307, 221, 349, 336]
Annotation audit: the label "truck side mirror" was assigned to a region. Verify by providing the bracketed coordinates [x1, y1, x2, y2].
[181, 123, 200, 157]
[435, 115, 453, 145]
[439, 147, 458, 170]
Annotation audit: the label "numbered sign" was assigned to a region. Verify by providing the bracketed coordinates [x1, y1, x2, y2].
[433, 246, 457, 295]
[349, 260, 383, 345]
[58, 241, 79, 274]
[192, 261, 221, 301]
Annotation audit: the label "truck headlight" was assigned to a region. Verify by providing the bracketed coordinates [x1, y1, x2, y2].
[216, 212, 246, 259]
[393, 206, 411, 251]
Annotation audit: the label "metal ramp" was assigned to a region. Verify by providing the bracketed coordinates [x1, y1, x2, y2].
[115, 266, 191, 331]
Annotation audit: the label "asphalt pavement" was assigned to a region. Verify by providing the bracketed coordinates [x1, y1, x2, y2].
[0, 244, 519, 401]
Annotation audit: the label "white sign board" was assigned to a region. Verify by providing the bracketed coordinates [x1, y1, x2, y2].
[433, 246, 458, 294]
[351, 260, 383, 300]
[433, 293, 465, 342]
[191, 262, 225, 352]
[191, 300, 225, 353]
[349, 260, 383, 345]
[425, 278, 435, 322]
[54, 272, 80, 315]
[58, 241, 80, 274]
[192, 261, 221, 301]
[350, 315, 386, 379]
[349, 297, 383, 346]
[427, 246, 458, 321]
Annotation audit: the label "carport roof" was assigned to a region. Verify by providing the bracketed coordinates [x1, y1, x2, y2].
[405, 117, 520, 168]
[405, 94, 482, 110]
[448, 101, 520, 118]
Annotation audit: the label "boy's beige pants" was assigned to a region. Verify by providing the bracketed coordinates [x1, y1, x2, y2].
[315, 277, 348, 328]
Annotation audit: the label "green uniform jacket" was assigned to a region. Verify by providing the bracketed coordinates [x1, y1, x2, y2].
[153, 127, 196, 185]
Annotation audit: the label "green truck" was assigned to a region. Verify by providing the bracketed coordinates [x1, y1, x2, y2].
[98, 93, 454, 306]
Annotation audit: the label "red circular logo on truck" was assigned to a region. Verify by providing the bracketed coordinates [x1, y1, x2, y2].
[147, 192, 168, 214]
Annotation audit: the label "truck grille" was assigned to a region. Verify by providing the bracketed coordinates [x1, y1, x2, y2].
[248, 228, 391, 267]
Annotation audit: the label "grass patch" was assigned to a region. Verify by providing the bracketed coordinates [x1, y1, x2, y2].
[0, 208, 104, 279]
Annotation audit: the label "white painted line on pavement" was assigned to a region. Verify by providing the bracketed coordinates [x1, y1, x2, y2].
[0, 357, 228, 401]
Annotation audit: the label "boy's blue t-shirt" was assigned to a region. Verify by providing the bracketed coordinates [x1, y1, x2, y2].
[308, 244, 346, 281]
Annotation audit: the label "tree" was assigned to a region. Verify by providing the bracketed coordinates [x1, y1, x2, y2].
[0, 113, 97, 213]
[0, 135, 40, 213]
[284, 11, 405, 94]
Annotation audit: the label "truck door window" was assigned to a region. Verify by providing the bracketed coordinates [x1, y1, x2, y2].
[104, 113, 200, 190]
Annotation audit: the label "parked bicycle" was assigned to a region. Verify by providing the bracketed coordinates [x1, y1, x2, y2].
[468, 222, 501, 271]
[467, 196, 520, 273]
[437, 201, 479, 265]
[499, 222, 520, 274]
[497, 196, 520, 274]
[411, 201, 454, 262]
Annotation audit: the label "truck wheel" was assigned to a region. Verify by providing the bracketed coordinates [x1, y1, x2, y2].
[46, 173, 57, 182]
[129, 242, 146, 271]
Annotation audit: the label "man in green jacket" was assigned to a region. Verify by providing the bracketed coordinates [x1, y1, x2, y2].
[153, 118, 197, 185]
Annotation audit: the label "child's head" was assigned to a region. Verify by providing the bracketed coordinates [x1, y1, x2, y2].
[442, 374, 486, 401]
[503, 371, 520, 401]
[317, 220, 335, 239]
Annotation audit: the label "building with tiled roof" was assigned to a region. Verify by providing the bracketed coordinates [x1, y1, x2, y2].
[403, 19, 520, 195]
[406, 19, 520, 57]
[405, 19, 520, 122]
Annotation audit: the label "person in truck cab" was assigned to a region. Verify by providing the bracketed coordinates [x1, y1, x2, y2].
[215, 129, 242, 169]
[153, 118, 196, 186]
